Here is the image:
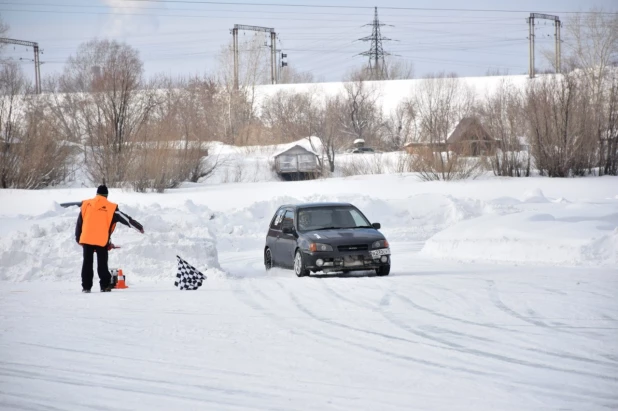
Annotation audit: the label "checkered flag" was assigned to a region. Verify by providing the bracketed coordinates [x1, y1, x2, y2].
[175, 255, 207, 290]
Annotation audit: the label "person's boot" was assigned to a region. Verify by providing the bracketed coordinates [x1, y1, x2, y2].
[82, 289, 91, 293]
[101, 285, 113, 292]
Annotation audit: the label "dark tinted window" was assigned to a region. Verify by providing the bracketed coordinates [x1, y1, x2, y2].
[282, 210, 295, 229]
[297, 207, 370, 231]
[270, 208, 285, 230]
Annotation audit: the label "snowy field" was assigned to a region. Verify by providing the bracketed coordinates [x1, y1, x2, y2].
[1, 173, 617, 410]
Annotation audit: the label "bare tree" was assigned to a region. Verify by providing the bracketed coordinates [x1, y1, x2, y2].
[56, 39, 159, 186]
[356, 57, 414, 81]
[525, 73, 596, 177]
[561, 10, 618, 87]
[215, 36, 265, 145]
[0, 62, 27, 187]
[409, 72, 478, 180]
[381, 58, 415, 80]
[261, 90, 315, 144]
[476, 79, 530, 177]
[381, 100, 416, 151]
[177, 76, 224, 181]
[540, 9, 618, 176]
[0, 14, 8, 57]
[0, 63, 71, 188]
[337, 69, 384, 149]
[601, 70, 618, 175]
[312, 95, 345, 173]
[278, 65, 315, 84]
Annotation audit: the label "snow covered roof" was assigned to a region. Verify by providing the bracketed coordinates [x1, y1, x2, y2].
[271, 137, 322, 158]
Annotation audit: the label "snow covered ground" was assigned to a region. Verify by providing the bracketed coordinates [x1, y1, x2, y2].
[1, 173, 617, 410]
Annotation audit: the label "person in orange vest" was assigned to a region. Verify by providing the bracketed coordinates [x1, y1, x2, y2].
[75, 185, 144, 293]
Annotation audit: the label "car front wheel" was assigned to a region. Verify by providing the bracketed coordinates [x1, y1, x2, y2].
[294, 250, 310, 277]
[376, 264, 390, 276]
[265, 248, 273, 270]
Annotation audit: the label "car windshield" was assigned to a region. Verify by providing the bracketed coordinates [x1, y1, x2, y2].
[297, 207, 371, 231]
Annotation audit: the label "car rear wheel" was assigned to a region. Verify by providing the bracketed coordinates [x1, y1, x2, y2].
[264, 248, 273, 270]
[294, 250, 310, 277]
[376, 264, 390, 276]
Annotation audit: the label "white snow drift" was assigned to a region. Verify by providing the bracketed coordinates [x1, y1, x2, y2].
[1, 175, 617, 284]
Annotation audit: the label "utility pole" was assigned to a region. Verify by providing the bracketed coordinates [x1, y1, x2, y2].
[270, 31, 276, 85]
[526, 13, 561, 78]
[230, 24, 277, 90]
[528, 15, 535, 79]
[555, 18, 562, 73]
[232, 27, 239, 90]
[358, 7, 393, 79]
[0, 37, 42, 93]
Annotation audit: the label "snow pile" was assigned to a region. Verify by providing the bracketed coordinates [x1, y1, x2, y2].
[1, 176, 617, 281]
[0, 191, 497, 282]
[0, 200, 221, 283]
[421, 189, 618, 267]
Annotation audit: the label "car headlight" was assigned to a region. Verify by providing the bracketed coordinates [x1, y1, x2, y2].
[309, 243, 333, 252]
[372, 240, 389, 249]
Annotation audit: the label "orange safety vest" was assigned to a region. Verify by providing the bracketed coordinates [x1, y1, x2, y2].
[79, 195, 118, 247]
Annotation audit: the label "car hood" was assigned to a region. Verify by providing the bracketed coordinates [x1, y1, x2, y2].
[302, 228, 385, 244]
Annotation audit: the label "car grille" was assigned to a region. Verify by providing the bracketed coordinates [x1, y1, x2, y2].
[337, 244, 369, 252]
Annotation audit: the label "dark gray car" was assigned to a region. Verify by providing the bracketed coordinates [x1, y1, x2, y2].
[264, 202, 391, 277]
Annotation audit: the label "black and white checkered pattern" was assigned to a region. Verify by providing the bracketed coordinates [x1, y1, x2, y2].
[175, 255, 207, 290]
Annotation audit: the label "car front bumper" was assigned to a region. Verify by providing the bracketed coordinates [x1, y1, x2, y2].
[303, 249, 390, 273]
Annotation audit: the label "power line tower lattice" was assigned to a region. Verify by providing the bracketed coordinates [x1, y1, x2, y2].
[358, 7, 394, 80]
[0, 37, 42, 94]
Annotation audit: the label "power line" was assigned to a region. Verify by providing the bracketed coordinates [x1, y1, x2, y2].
[4, 2, 577, 21]
[4, 7, 617, 26]
[122, 0, 618, 15]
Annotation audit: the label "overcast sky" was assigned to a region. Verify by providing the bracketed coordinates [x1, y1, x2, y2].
[2, 0, 617, 84]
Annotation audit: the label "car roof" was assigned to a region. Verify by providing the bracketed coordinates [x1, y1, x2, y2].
[279, 202, 353, 209]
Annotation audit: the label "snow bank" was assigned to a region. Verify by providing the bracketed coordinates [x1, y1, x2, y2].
[421, 190, 618, 267]
[0, 201, 221, 283]
[1, 177, 617, 281]
[0, 191, 497, 282]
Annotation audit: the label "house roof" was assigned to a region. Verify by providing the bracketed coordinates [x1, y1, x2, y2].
[271, 137, 321, 158]
[446, 117, 494, 144]
[273, 144, 319, 158]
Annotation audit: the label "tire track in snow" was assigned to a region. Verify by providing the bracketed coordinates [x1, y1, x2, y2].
[382, 304, 618, 383]
[487, 280, 612, 340]
[392, 291, 618, 369]
[270, 279, 618, 404]
[315, 276, 618, 373]
[236, 277, 506, 379]
[318, 279, 502, 349]
[487, 280, 561, 329]
[0, 364, 283, 410]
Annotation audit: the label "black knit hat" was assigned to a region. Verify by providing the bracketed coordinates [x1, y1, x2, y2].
[96, 185, 108, 197]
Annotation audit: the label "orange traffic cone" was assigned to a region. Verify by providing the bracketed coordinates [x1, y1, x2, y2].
[115, 269, 128, 289]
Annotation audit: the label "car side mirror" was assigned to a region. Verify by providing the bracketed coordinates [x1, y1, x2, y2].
[282, 226, 294, 234]
[372, 222, 381, 230]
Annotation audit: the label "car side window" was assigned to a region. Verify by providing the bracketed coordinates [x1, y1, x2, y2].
[282, 210, 295, 230]
[270, 208, 285, 230]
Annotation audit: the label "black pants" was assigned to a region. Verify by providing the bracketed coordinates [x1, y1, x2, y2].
[81, 244, 111, 291]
